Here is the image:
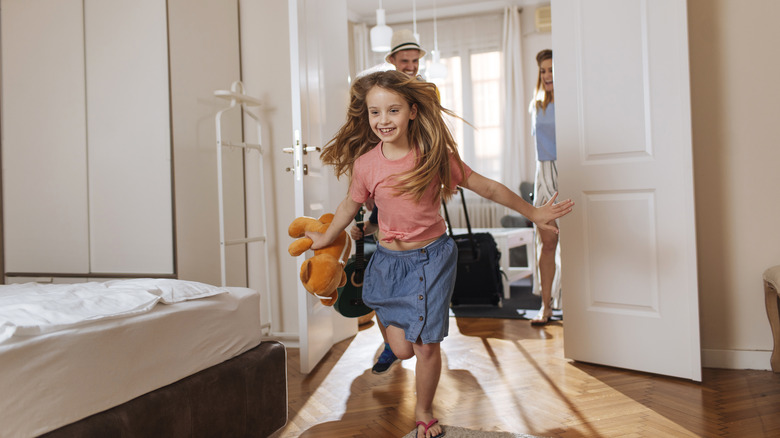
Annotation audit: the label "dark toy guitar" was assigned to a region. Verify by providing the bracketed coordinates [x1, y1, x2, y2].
[334, 209, 373, 318]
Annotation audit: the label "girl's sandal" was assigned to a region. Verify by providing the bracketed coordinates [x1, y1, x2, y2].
[415, 418, 445, 438]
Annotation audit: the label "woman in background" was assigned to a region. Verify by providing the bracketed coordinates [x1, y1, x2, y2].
[529, 49, 562, 325]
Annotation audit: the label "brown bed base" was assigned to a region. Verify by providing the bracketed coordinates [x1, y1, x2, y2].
[39, 341, 287, 438]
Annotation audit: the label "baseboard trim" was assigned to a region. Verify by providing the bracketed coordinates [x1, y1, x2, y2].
[702, 348, 772, 371]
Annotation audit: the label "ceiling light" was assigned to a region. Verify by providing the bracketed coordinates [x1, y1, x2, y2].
[426, 0, 448, 80]
[370, 0, 392, 52]
[412, 0, 420, 44]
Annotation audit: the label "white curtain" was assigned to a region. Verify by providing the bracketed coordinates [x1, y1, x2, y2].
[351, 22, 371, 76]
[500, 6, 526, 192]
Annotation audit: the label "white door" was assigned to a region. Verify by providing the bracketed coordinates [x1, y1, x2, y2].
[288, 0, 356, 374]
[553, 0, 702, 381]
[242, 0, 354, 373]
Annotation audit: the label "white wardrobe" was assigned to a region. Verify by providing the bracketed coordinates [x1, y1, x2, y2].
[1, 0, 174, 277]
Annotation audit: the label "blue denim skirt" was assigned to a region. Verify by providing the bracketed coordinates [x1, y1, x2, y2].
[363, 233, 457, 344]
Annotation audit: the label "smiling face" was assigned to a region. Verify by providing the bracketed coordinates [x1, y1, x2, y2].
[388, 49, 421, 77]
[366, 85, 417, 149]
[540, 58, 553, 92]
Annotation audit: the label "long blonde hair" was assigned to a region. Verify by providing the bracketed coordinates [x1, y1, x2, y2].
[321, 70, 465, 203]
[531, 49, 553, 112]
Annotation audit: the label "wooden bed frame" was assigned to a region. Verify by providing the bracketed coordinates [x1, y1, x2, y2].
[39, 341, 287, 438]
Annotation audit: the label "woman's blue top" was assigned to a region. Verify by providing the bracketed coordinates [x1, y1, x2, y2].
[532, 102, 556, 162]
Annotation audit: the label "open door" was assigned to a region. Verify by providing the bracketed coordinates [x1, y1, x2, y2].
[241, 0, 355, 374]
[553, 0, 702, 380]
[289, 0, 356, 373]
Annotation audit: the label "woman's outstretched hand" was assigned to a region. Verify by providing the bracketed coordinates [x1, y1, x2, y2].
[532, 192, 574, 234]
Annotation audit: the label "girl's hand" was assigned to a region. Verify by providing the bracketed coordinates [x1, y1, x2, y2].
[532, 192, 574, 234]
[304, 195, 363, 250]
[305, 230, 328, 250]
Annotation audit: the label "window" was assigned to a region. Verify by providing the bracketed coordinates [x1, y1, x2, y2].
[429, 50, 503, 183]
[430, 56, 463, 158]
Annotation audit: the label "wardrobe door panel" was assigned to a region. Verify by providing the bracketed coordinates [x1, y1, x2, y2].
[84, 0, 174, 274]
[1, 0, 90, 274]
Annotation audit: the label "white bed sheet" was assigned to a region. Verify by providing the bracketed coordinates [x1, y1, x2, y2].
[0, 285, 262, 438]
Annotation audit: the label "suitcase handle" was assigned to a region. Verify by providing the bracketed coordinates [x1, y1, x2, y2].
[442, 187, 478, 255]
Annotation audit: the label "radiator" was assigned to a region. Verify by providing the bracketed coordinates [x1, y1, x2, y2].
[442, 199, 508, 228]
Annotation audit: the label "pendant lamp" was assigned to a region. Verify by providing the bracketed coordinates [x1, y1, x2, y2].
[427, 0, 448, 80]
[412, 0, 420, 44]
[370, 0, 392, 52]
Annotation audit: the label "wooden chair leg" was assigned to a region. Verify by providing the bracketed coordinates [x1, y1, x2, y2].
[765, 280, 780, 373]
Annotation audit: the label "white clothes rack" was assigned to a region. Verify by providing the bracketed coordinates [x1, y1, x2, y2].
[214, 81, 287, 339]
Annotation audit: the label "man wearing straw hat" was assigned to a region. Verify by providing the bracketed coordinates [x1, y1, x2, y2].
[385, 28, 427, 79]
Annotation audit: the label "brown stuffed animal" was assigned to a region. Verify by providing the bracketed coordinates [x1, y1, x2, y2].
[287, 213, 352, 306]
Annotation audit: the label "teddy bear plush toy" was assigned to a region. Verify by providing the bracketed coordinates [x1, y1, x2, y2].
[287, 213, 352, 306]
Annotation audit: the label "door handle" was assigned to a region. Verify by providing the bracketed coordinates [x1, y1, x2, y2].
[285, 133, 318, 179]
[286, 164, 308, 175]
[302, 145, 320, 154]
[283, 145, 317, 154]
[285, 130, 306, 181]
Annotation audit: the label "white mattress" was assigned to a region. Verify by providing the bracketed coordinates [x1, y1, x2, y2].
[0, 282, 262, 438]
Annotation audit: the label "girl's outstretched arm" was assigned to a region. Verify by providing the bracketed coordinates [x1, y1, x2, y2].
[460, 171, 574, 234]
[307, 195, 362, 249]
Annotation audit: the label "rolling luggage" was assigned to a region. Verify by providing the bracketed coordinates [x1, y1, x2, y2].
[443, 188, 503, 306]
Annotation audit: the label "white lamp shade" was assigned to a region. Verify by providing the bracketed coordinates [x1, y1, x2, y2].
[427, 62, 448, 80]
[427, 50, 448, 80]
[371, 9, 392, 52]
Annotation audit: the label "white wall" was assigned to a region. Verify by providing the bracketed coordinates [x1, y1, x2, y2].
[239, 0, 299, 335]
[688, 0, 780, 369]
[168, 0, 248, 287]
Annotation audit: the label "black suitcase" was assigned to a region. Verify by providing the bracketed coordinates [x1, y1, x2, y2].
[443, 188, 503, 306]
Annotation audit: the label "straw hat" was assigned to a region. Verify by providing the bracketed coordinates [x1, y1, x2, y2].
[384, 29, 427, 63]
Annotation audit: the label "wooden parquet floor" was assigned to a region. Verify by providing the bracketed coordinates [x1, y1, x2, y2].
[268, 317, 780, 438]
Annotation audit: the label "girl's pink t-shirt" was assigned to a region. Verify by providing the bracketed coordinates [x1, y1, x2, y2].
[350, 142, 472, 243]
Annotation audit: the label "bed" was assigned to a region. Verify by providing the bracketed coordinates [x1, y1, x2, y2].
[0, 279, 287, 438]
